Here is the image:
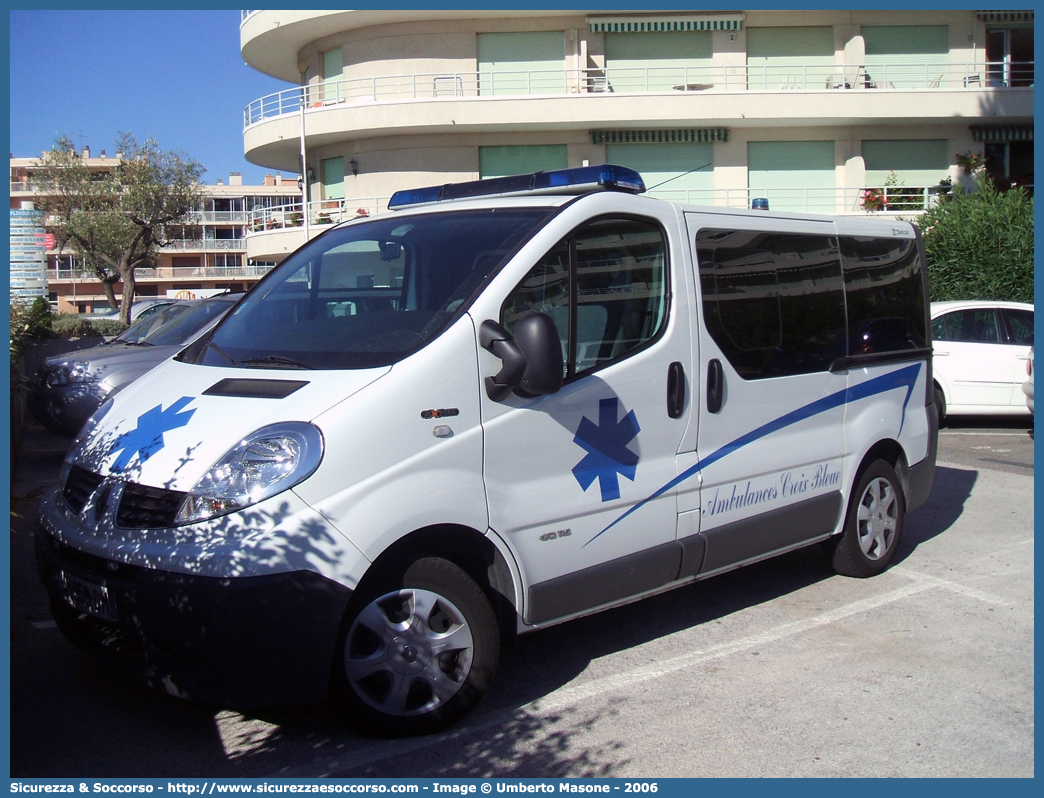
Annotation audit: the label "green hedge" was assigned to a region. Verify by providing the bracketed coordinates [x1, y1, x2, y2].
[917, 176, 1034, 303]
[50, 314, 128, 339]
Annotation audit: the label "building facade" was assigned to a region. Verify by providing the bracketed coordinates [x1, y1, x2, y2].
[9, 152, 300, 313]
[239, 9, 1033, 262]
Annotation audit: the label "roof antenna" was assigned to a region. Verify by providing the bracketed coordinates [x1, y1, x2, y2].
[645, 162, 713, 192]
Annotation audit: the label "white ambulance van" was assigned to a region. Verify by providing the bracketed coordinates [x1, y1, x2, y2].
[37, 165, 937, 736]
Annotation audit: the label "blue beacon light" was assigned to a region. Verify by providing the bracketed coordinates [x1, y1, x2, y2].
[388, 164, 646, 209]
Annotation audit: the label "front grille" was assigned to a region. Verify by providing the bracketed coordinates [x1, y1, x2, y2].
[63, 465, 103, 514]
[117, 482, 187, 529]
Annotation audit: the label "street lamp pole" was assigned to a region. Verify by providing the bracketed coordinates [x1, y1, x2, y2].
[300, 95, 310, 241]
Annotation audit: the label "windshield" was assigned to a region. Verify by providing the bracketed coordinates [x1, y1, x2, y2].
[195, 208, 554, 370]
[115, 302, 193, 344]
[143, 296, 238, 347]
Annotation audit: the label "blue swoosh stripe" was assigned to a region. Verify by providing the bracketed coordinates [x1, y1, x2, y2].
[583, 362, 922, 547]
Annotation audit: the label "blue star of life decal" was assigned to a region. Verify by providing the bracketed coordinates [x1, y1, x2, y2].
[572, 397, 641, 502]
[108, 396, 196, 472]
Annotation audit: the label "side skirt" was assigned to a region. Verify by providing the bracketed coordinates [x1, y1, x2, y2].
[523, 491, 843, 629]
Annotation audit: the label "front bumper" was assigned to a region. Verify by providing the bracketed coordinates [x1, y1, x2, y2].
[36, 525, 352, 707]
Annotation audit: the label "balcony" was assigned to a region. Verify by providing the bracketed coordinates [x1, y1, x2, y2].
[241, 183, 963, 261]
[244, 61, 1033, 128]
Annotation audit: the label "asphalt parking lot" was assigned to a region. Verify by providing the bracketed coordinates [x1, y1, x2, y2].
[8, 416, 1034, 778]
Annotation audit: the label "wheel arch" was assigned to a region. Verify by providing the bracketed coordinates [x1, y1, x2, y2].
[852, 438, 911, 511]
[357, 523, 520, 646]
[933, 378, 950, 409]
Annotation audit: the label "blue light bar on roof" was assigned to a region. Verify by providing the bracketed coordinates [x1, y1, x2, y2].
[387, 164, 646, 210]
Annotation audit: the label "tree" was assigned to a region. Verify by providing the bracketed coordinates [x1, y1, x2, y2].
[916, 174, 1034, 303]
[36, 134, 206, 324]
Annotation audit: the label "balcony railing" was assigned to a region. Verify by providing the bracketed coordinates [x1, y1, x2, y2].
[187, 210, 250, 224]
[166, 238, 245, 251]
[48, 264, 275, 282]
[243, 185, 957, 238]
[246, 197, 390, 231]
[244, 61, 1034, 127]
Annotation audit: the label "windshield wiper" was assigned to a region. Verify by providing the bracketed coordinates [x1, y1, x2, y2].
[241, 355, 312, 370]
[205, 339, 239, 366]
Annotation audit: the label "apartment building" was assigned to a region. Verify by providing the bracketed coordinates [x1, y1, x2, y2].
[239, 9, 1033, 261]
[9, 151, 300, 313]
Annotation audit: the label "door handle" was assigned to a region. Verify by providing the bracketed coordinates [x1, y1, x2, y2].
[707, 359, 724, 414]
[667, 361, 685, 418]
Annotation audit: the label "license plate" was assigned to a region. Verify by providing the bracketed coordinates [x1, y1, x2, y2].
[56, 570, 118, 622]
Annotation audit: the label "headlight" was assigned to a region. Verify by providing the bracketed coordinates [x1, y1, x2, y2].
[174, 422, 324, 525]
[43, 360, 93, 386]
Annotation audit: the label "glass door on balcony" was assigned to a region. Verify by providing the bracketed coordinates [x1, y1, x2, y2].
[747, 140, 835, 213]
[478, 32, 566, 96]
[862, 25, 948, 88]
[320, 48, 343, 102]
[606, 142, 713, 203]
[321, 157, 345, 201]
[863, 139, 949, 211]
[987, 26, 1034, 87]
[479, 145, 567, 179]
[603, 30, 712, 92]
[746, 26, 833, 90]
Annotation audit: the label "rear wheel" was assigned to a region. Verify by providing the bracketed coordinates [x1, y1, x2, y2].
[332, 557, 499, 737]
[830, 459, 905, 578]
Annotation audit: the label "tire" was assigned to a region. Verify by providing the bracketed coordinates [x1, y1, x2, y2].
[830, 459, 905, 578]
[933, 383, 946, 428]
[332, 557, 499, 737]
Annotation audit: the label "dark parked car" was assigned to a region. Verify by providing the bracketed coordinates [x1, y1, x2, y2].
[28, 294, 243, 436]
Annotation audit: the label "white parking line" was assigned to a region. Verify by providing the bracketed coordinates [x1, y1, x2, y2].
[939, 430, 1031, 437]
[892, 566, 1013, 606]
[531, 581, 938, 715]
[268, 580, 945, 777]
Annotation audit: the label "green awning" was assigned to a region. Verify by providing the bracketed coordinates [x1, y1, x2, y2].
[591, 129, 729, 144]
[970, 124, 1034, 142]
[976, 10, 1034, 22]
[588, 15, 744, 33]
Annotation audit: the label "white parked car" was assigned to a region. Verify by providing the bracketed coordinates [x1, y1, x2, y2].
[1023, 347, 1033, 414]
[930, 300, 1034, 419]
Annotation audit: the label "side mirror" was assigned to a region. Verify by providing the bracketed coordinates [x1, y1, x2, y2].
[480, 313, 564, 401]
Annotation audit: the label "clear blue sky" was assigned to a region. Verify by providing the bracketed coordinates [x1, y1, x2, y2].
[9, 10, 292, 186]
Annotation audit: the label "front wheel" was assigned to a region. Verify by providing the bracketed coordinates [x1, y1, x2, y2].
[332, 557, 499, 737]
[829, 459, 905, 578]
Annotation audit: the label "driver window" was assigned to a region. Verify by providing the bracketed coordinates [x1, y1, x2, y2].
[502, 217, 667, 380]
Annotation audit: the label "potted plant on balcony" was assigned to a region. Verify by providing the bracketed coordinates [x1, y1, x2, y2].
[288, 211, 303, 227]
[956, 151, 985, 176]
[316, 212, 333, 225]
[882, 171, 921, 211]
[861, 188, 885, 212]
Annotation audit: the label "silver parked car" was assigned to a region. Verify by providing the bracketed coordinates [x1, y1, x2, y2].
[29, 294, 243, 436]
[94, 297, 191, 323]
